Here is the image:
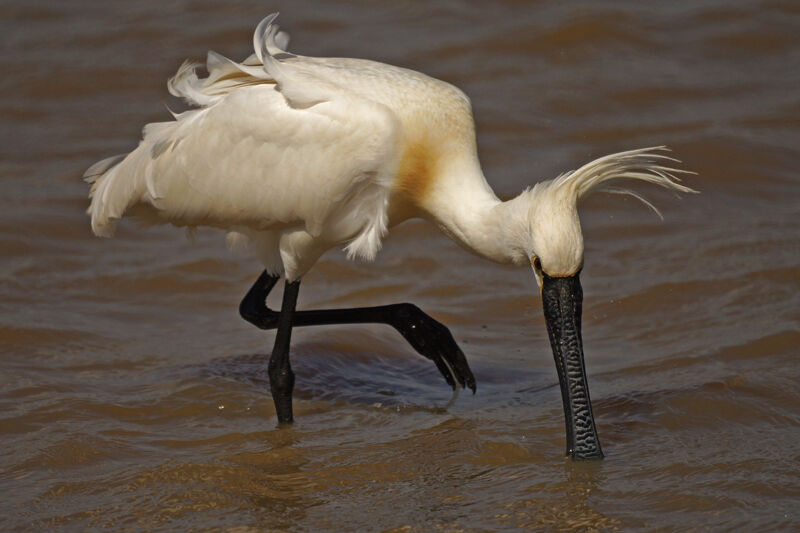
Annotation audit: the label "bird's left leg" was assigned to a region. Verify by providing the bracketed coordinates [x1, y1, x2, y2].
[239, 270, 281, 328]
[239, 271, 476, 393]
[268, 279, 300, 424]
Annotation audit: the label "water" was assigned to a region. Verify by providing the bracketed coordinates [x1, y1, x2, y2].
[2, 1, 799, 530]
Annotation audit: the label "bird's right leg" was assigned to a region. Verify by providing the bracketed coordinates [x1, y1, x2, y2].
[268, 279, 300, 424]
[239, 272, 300, 422]
[239, 271, 476, 393]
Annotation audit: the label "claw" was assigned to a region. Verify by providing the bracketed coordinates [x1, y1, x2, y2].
[444, 384, 460, 409]
[439, 353, 458, 390]
[433, 354, 456, 389]
[386, 303, 477, 394]
[447, 346, 476, 393]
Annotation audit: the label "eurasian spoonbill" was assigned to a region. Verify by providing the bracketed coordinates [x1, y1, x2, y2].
[86, 13, 695, 459]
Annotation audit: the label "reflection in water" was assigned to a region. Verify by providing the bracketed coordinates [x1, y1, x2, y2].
[504, 463, 621, 532]
[1, 0, 799, 531]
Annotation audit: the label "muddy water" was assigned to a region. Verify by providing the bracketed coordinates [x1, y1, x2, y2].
[2, 1, 799, 531]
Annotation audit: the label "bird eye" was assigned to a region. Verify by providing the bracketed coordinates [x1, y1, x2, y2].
[532, 256, 542, 271]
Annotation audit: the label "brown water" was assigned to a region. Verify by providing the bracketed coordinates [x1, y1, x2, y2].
[2, 1, 799, 531]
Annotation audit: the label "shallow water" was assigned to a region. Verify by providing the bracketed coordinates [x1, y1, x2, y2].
[2, 0, 799, 531]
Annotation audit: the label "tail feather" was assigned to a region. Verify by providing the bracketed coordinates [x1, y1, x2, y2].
[88, 160, 131, 237]
[84, 154, 126, 183]
[86, 115, 188, 237]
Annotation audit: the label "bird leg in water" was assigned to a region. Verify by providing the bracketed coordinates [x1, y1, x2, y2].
[240, 270, 476, 420]
[268, 279, 300, 424]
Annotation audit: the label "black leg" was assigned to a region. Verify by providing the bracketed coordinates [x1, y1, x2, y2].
[239, 271, 281, 328]
[268, 279, 300, 424]
[239, 271, 476, 393]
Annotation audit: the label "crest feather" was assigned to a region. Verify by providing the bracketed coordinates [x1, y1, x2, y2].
[553, 147, 698, 218]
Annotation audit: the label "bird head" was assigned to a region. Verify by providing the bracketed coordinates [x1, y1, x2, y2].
[524, 180, 585, 287]
[511, 147, 696, 459]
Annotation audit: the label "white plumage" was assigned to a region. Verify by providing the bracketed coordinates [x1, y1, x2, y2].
[86, 13, 695, 282]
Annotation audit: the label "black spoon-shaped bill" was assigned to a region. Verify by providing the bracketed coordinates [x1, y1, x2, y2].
[541, 273, 603, 460]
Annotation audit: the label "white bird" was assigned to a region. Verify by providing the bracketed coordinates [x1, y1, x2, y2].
[86, 13, 695, 459]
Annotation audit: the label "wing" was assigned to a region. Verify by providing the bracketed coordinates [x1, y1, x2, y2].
[87, 15, 400, 261]
[148, 84, 398, 236]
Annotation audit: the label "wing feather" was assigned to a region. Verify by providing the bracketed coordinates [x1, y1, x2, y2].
[88, 82, 398, 253]
[87, 12, 400, 262]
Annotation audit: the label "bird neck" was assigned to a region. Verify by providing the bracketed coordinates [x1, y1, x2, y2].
[422, 161, 529, 266]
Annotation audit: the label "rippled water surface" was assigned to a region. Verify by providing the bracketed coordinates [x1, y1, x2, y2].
[2, 1, 799, 531]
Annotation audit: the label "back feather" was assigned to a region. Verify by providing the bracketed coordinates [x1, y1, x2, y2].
[166, 12, 295, 108]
